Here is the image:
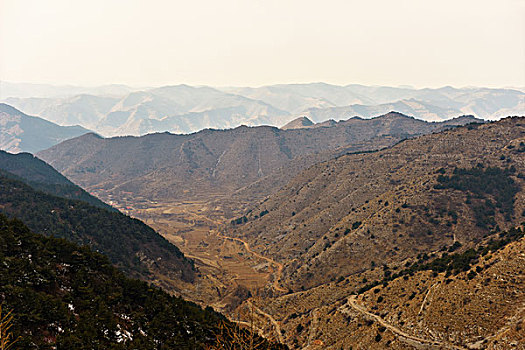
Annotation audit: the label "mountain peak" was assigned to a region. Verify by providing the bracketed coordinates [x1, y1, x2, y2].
[381, 111, 412, 119]
[80, 132, 104, 139]
[281, 116, 314, 129]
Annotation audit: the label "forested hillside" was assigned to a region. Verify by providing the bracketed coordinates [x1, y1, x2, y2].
[0, 150, 112, 210]
[0, 214, 287, 349]
[0, 173, 195, 286]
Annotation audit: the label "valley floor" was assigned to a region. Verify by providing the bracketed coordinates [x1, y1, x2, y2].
[120, 200, 525, 350]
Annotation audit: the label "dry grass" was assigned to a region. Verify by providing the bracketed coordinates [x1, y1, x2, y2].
[0, 306, 18, 350]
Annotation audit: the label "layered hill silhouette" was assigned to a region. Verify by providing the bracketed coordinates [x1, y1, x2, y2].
[4, 85, 288, 136]
[0, 103, 89, 153]
[4, 82, 522, 136]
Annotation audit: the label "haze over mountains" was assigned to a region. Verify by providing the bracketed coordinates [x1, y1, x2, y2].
[2, 81, 523, 137]
[2, 0, 524, 347]
[0, 81, 139, 98]
[1, 82, 524, 350]
[0, 103, 89, 153]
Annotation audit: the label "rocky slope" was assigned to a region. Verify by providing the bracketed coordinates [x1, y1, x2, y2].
[258, 228, 524, 349]
[223, 117, 524, 348]
[230, 117, 524, 291]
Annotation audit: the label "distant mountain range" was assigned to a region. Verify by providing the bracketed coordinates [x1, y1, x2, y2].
[3, 85, 287, 136]
[0, 103, 90, 153]
[281, 114, 482, 130]
[2, 82, 523, 136]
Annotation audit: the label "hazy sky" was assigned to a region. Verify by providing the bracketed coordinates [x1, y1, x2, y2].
[1, 0, 524, 88]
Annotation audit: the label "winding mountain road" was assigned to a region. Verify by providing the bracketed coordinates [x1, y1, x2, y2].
[215, 231, 287, 343]
[342, 295, 468, 350]
[246, 300, 285, 344]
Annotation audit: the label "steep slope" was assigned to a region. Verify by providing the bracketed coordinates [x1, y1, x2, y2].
[0, 150, 112, 210]
[37, 113, 479, 209]
[0, 103, 90, 153]
[230, 114, 484, 206]
[230, 117, 524, 290]
[0, 172, 195, 288]
[342, 229, 525, 349]
[0, 214, 286, 350]
[223, 117, 524, 348]
[265, 228, 524, 349]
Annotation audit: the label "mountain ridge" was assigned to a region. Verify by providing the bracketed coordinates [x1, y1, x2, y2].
[0, 150, 112, 209]
[229, 117, 524, 290]
[4, 83, 522, 137]
[37, 112, 482, 209]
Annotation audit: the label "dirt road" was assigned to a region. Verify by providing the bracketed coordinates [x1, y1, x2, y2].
[342, 295, 467, 350]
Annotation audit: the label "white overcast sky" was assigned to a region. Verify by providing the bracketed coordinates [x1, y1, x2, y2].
[1, 0, 524, 88]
